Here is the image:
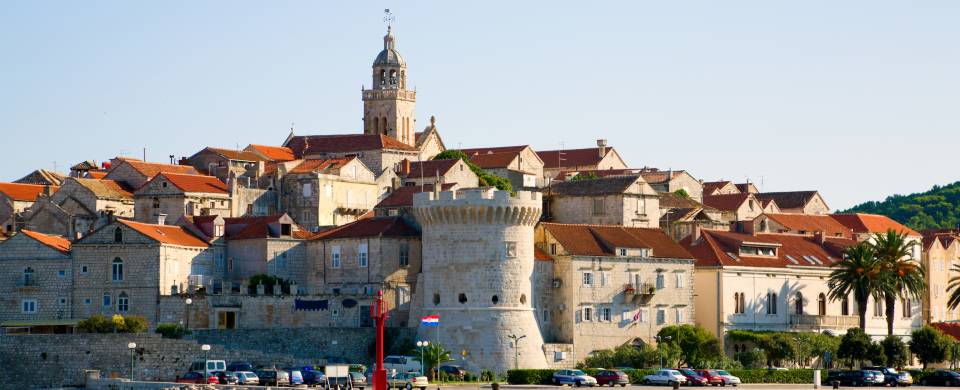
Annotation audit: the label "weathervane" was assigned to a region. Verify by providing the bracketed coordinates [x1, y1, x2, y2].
[383, 9, 395, 28]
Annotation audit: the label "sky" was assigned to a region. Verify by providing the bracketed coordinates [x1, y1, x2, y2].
[1, 1, 958, 209]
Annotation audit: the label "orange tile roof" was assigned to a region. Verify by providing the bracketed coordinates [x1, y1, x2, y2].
[762, 213, 853, 238]
[121, 159, 199, 178]
[702, 193, 753, 211]
[286, 134, 416, 157]
[703, 181, 735, 195]
[541, 223, 692, 259]
[85, 171, 108, 179]
[117, 219, 209, 247]
[755, 191, 821, 210]
[246, 144, 296, 161]
[932, 322, 960, 342]
[537, 148, 607, 169]
[154, 173, 229, 194]
[405, 159, 460, 178]
[467, 152, 519, 169]
[0, 182, 54, 202]
[461, 145, 531, 155]
[72, 178, 134, 200]
[20, 229, 71, 253]
[202, 147, 266, 162]
[830, 213, 920, 237]
[310, 216, 420, 240]
[375, 184, 457, 208]
[287, 157, 355, 174]
[534, 247, 553, 261]
[682, 229, 854, 268]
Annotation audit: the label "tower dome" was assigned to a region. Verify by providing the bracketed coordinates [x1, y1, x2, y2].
[374, 26, 405, 66]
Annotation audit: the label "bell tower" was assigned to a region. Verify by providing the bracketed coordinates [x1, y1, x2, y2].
[363, 10, 416, 147]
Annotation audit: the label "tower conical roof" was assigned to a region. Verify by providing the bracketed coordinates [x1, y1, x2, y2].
[374, 26, 405, 66]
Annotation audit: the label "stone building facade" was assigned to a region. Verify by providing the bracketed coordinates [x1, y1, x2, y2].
[183, 146, 267, 188]
[133, 173, 231, 224]
[279, 157, 379, 231]
[537, 140, 629, 182]
[462, 145, 546, 188]
[363, 26, 417, 147]
[103, 158, 199, 190]
[639, 169, 704, 202]
[0, 230, 72, 323]
[0, 182, 54, 234]
[24, 178, 134, 239]
[547, 175, 661, 228]
[755, 191, 830, 215]
[923, 231, 960, 323]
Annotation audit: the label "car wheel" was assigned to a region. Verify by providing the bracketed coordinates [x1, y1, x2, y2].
[553, 379, 560, 386]
[642, 379, 649, 386]
[575, 380, 582, 387]
[406, 383, 413, 390]
[621, 384, 627, 388]
[668, 381, 677, 387]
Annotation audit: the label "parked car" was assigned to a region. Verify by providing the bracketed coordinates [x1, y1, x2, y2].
[388, 372, 429, 390]
[384, 355, 421, 374]
[287, 368, 304, 386]
[303, 369, 326, 386]
[920, 370, 960, 387]
[351, 371, 368, 389]
[439, 365, 466, 380]
[188, 359, 227, 377]
[176, 371, 218, 384]
[258, 368, 291, 386]
[676, 368, 708, 386]
[235, 371, 260, 385]
[594, 370, 630, 387]
[213, 371, 238, 385]
[696, 369, 739, 387]
[826, 370, 877, 387]
[864, 370, 886, 386]
[863, 366, 913, 386]
[227, 362, 254, 372]
[552, 369, 598, 387]
[642, 369, 686, 386]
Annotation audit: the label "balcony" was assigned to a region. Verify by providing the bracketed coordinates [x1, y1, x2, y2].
[789, 314, 859, 330]
[624, 283, 657, 304]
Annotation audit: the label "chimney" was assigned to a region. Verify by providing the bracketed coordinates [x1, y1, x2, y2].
[814, 230, 826, 245]
[157, 214, 167, 226]
[596, 139, 608, 158]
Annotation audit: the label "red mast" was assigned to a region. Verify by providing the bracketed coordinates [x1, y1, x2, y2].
[371, 289, 388, 390]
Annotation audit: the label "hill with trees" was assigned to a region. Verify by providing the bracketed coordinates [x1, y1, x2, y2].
[842, 181, 960, 231]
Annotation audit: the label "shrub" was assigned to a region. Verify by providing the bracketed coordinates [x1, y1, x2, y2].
[155, 323, 189, 339]
[432, 150, 512, 192]
[77, 314, 147, 334]
[727, 369, 814, 384]
[507, 369, 555, 385]
[119, 315, 148, 333]
[77, 314, 114, 333]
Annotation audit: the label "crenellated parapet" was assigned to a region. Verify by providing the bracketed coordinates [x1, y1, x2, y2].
[412, 188, 542, 226]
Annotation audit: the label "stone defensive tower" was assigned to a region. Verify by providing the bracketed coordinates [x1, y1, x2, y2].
[412, 188, 549, 372]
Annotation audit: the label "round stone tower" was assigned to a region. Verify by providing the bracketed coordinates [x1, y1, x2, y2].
[412, 188, 548, 372]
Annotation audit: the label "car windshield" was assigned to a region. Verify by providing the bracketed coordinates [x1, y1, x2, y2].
[571, 370, 586, 376]
[716, 370, 730, 376]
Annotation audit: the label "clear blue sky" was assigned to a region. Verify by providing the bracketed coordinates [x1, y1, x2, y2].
[2, 1, 958, 209]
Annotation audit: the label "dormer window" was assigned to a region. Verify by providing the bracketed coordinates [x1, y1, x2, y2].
[619, 248, 627, 256]
[281, 224, 291, 236]
[740, 245, 776, 257]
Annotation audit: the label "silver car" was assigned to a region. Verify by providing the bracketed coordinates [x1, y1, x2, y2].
[552, 370, 598, 387]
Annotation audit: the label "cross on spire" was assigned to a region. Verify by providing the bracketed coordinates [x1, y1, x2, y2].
[383, 9, 395, 29]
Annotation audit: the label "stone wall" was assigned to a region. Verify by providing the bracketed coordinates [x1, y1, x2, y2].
[0, 233, 72, 322]
[188, 327, 415, 363]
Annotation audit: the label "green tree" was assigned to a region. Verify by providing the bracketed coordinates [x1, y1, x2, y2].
[946, 264, 960, 312]
[837, 328, 872, 368]
[758, 333, 793, 368]
[431, 150, 512, 191]
[570, 172, 599, 181]
[842, 181, 960, 231]
[828, 242, 883, 330]
[880, 335, 909, 369]
[909, 325, 951, 369]
[808, 332, 841, 368]
[871, 229, 925, 336]
[411, 344, 452, 379]
[673, 189, 690, 198]
[867, 342, 886, 367]
[656, 324, 722, 367]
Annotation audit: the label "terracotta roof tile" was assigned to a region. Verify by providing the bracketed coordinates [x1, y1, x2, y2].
[310, 216, 419, 240]
[246, 144, 296, 162]
[541, 223, 692, 259]
[659, 192, 707, 209]
[537, 148, 606, 169]
[534, 247, 553, 261]
[119, 160, 199, 178]
[548, 175, 643, 196]
[72, 178, 133, 200]
[467, 152, 519, 169]
[287, 157, 356, 174]
[762, 213, 853, 238]
[375, 184, 457, 208]
[682, 230, 854, 268]
[703, 181, 735, 195]
[224, 215, 306, 240]
[202, 147, 266, 162]
[117, 219, 209, 247]
[405, 159, 459, 178]
[151, 173, 229, 194]
[15, 169, 65, 186]
[461, 145, 530, 155]
[702, 193, 753, 211]
[85, 171, 108, 179]
[932, 322, 960, 342]
[754, 191, 819, 210]
[0, 182, 55, 202]
[830, 213, 920, 237]
[637, 169, 689, 185]
[286, 134, 416, 157]
[20, 229, 71, 253]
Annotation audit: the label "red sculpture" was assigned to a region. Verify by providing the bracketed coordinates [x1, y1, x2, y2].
[371, 290, 388, 390]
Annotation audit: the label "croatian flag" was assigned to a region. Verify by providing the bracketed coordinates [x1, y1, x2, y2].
[421, 315, 440, 327]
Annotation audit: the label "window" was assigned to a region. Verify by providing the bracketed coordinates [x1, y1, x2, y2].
[818, 293, 827, 316]
[504, 242, 517, 258]
[111, 258, 123, 281]
[602, 307, 612, 322]
[656, 309, 666, 324]
[637, 197, 646, 215]
[118, 292, 129, 312]
[734, 292, 746, 314]
[302, 183, 312, 198]
[794, 292, 804, 315]
[841, 297, 849, 316]
[748, 199, 755, 211]
[583, 307, 593, 322]
[542, 309, 550, 323]
[639, 309, 648, 322]
[902, 298, 912, 318]
[152, 197, 160, 209]
[458, 293, 468, 304]
[675, 308, 684, 323]
[358, 243, 368, 267]
[22, 299, 37, 314]
[433, 293, 440, 305]
[81, 265, 88, 274]
[84, 299, 91, 305]
[397, 287, 410, 306]
[767, 292, 778, 315]
[873, 298, 883, 317]
[675, 273, 684, 288]
[22, 267, 34, 286]
[103, 292, 111, 308]
[600, 272, 607, 287]
[58, 270, 65, 278]
[592, 198, 605, 215]
[740, 246, 776, 257]
[399, 242, 410, 267]
[114, 227, 123, 243]
[619, 248, 627, 256]
[332, 246, 341, 268]
[492, 295, 499, 304]
[550, 243, 557, 255]
[582, 272, 593, 286]
[655, 273, 665, 289]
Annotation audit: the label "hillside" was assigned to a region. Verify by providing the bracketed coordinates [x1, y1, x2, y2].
[842, 181, 960, 231]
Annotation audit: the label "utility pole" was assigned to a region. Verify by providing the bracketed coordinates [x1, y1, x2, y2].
[507, 334, 526, 370]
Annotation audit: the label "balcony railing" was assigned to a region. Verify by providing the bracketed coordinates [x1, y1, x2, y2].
[789, 314, 859, 329]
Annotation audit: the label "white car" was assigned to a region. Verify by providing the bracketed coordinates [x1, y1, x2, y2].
[713, 370, 741, 386]
[642, 369, 687, 386]
[235, 371, 259, 385]
[552, 369, 598, 387]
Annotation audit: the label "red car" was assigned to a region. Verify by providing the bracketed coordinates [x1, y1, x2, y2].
[676, 369, 708, 386]
[696, 370, 724, 386]
[176, 371, 219, 384]
[594, 370, 630, 387]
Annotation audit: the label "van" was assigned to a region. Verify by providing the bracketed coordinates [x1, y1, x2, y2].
[189, 360, 227, 377]
[382, 355, 421, 374]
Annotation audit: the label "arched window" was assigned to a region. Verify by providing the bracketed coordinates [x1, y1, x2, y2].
[389, 69, 398, 86]
[432, 293, 440, 305]
[841, 296, 849, 316]
[491, 295, 499, 304]
[118, 292, 129, 312]
[379, 69, 386, 86]
[902, 298, 912, 318]
[112, 258, 123, 281]
[818, 293, 827, 316]
[458, 293, 467, 304]
[23, 267, 34, 286]
[114, 227, 123, 243]
[767, 292, 778, 315]
[400, 70, 406, 88]
[759, 220, 768, 232]
[740, 292, 746, 314]
[520, 294, 527, 305]
[795, 292, 804, 315]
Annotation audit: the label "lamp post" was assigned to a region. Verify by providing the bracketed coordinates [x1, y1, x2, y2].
[654, 335, 672, 368]
[184, 298, 193, 331]
[127, 342, 137, 381]
[507, 334, 527, 370]
[416, 341, 429, 375]
[202, 344, 211, 362]
[792, 336, 802, 368]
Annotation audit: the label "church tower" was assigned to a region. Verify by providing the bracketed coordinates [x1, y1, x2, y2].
[363, 24, 417, 147]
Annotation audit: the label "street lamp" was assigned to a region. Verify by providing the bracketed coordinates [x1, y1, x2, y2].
[654, 335, 672, 368]
[127, 342, 137, 381]
[507, 334, 527, 370]
[792, 336, 802, 369]
[184, 298, 193, 331]
[201, 344, 211, 362]
[416, 341, 429, 375]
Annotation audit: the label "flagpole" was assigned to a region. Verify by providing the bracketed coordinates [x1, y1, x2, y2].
[435, 312, 440, 384]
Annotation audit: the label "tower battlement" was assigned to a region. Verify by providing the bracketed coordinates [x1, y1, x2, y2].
[412, 189, 542, 226]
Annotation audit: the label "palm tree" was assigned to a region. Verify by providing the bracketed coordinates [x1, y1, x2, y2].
[871, 229, 925, 336]
[828, 242, 883, 330]
[947, 264, 960, 311]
